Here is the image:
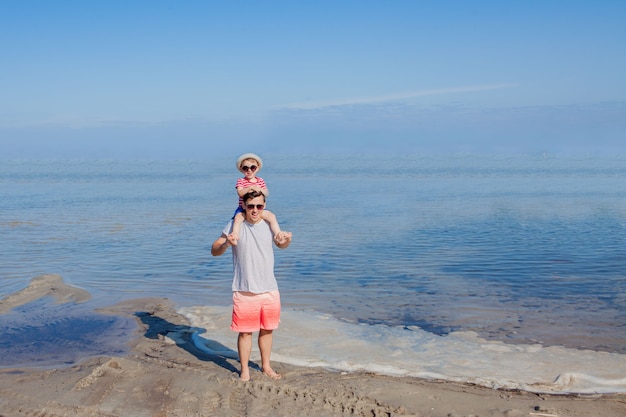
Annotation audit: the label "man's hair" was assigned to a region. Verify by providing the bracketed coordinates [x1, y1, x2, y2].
[243, 190, 266, 205]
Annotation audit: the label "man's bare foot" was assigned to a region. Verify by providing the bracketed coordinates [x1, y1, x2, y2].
[262, 368, 281, 380]
[239, 368, 250, 382]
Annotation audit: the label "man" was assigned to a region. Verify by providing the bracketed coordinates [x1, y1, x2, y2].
[211, 190, 292, 381]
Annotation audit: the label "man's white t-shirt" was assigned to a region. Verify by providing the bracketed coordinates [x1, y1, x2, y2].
[223, 220, 277, 293]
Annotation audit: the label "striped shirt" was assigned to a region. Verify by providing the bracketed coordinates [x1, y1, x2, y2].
[236, 176, 267, 208]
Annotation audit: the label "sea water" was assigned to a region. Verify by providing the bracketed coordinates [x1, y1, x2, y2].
[1, 155, 625, 393]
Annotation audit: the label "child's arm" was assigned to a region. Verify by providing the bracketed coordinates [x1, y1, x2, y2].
[237, 186, 269, 197]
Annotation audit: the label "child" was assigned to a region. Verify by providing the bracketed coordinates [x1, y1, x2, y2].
[230, 153, 281, 245]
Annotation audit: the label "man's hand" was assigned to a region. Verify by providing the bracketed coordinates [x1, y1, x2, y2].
[273, 231, 292, 248]
[227, 233, 240, 246]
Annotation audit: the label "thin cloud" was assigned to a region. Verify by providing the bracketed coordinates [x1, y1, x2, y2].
[280, 83, 518, 110]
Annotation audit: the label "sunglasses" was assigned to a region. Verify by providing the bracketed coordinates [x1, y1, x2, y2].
[246, 204, 265, 210]
[242, 165, 257, 172]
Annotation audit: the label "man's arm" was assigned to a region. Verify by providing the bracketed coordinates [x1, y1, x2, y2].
[211, 234, 233, 256]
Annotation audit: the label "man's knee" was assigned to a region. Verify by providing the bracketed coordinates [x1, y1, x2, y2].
[238, 332, 253, 341]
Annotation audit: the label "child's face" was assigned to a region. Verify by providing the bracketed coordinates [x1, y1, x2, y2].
[240, 159, 259, 179]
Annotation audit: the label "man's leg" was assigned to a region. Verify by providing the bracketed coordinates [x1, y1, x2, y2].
[237, 332, 253, 381]
[258, 329, 281, 379]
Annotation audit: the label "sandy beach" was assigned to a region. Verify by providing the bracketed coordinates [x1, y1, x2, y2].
[0, 278, 624, 417]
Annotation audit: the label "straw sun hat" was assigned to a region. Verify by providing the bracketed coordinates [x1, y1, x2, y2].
[236, 153, 263, 173]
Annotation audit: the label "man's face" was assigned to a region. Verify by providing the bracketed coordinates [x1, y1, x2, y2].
[244, 195, 265, 224]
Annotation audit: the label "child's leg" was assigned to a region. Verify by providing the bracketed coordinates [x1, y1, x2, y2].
[231, 212, 245, 245]
[261, 210, 281, 237]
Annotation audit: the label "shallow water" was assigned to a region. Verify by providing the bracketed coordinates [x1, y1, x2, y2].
[1, 155, 625, 391]
[0, 297, 135, 368]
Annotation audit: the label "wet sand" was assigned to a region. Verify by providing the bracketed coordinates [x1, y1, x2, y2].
[1, 276, 625, 417]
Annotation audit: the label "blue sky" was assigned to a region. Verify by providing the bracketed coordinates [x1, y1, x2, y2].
[1, 1, 625, 158]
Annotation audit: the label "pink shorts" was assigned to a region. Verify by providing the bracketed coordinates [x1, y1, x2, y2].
[231, 290, 281, 333]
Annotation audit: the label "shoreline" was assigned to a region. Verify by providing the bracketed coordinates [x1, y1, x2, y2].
[1, 296, 625, 416]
